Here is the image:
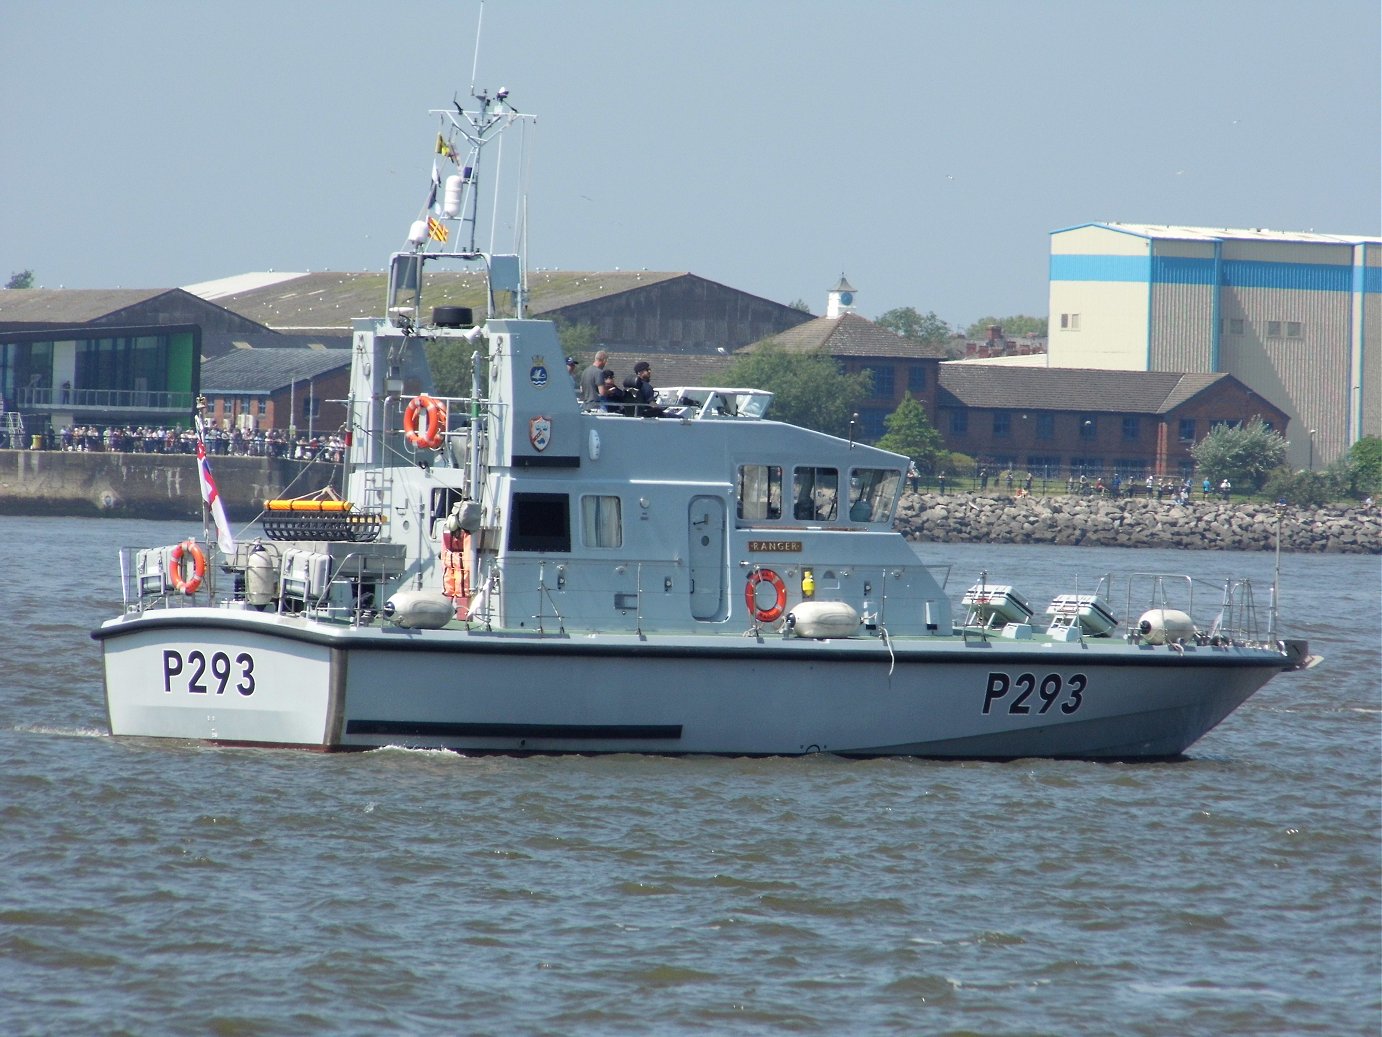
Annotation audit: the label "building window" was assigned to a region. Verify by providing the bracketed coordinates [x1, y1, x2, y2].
[949, 410, 968, 435]
[1266, 321, 1282, 337]
[1035, 413, 1054, 440]
[871, 366, 895, 398]
[1079, 415, 1097, 439]
[1228, 318, 1245, 335]
[1122, 416, 1139, 440]
[1286, 321, 1302, 338]
[1178, 418, 1195, 442]
[860, 409, 887, 440]
[1060, 313, 1080, 331]
[302, 396, 321, 419]
[580, 495, 623, 548]
[1025, 455, 1061, 478]
[1069, 456, 1103, 477]
[258, 399, 267, 416]
[993, 411, 1011, 438]
[907, 365, 927, 392]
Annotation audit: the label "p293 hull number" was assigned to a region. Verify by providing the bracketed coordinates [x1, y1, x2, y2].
[983, 671, 1086, 715]
[163, 650, 256, 697]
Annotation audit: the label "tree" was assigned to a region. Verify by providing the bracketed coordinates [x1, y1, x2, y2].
[963, 314, 1048, 338]
[875, 306, 951, 344]
[553, 319, 599, 361]
[1344, 435, 1382, 497]
[875, 392, 946, 471]
[5, 270, 34, 289]
[1190, 418, 1288, 490]
[786, 298, 812, 313]
[723, 342, 871, 437]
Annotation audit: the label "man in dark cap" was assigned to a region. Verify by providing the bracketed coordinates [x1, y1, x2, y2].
[565, 356, 580, 396]
[627, 360, 663, 417]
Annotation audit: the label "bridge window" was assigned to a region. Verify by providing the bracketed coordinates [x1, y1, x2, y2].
[848, 467, 902, 523]
[737, 465, 782, 521]
[792, 467, 838, 522]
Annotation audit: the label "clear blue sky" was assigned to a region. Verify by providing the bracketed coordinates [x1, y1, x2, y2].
[2, 0, 1377, 329]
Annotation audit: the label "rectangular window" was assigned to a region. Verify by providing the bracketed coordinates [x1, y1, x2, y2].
[848, 467, 902, 523]
[1035, 413, 1054, 440]
[907, 365, 927, 392]
[1286, 321, 1302, 338]
[1267, 320, 1282, 337]
[258, 399, 268, 416]
[508, 492, 571, 552]
[859, 409, 887, 441]
[1079, 415, 1097, 439]
[993, 411, 1011, 438]
[1178, 418, 1195, 442]
[736, 464, 782, 521]
[580, 495, 622, 548]
[1122, 416, 1139, 440]
[792, 466, 839, 522]
[949, 410, 968, 435]
[302, 396, 321, 419]
[871, 366, 895, 398]
[1229, 318, 1245, 335]
[1060, 313, 1081, 331]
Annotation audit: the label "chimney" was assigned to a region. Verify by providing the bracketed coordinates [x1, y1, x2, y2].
[987, 324, 1003, 342]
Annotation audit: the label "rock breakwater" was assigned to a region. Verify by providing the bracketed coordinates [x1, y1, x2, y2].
[896, 492, 1381, 554]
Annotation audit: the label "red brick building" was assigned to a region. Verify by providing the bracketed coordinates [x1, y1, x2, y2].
[935, 365, 1291, 481]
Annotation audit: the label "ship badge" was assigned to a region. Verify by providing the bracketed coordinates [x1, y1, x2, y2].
[529, 415, 552, 452]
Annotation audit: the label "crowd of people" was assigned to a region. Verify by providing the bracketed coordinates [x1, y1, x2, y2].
[2, 424, 347, 462]
[916, 466, 1238, 503]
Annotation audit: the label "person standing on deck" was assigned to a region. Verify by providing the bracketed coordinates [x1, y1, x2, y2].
[580, 350, 609, 405]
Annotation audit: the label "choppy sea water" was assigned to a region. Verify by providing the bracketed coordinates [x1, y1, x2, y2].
[0, 516, 1377, 1036]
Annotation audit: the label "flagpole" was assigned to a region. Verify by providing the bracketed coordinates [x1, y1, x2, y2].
[195, 397, 212, 549]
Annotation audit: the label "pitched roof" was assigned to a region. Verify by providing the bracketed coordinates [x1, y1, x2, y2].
[201, 347, 350, 394]
[0, 288, 170, 326]
[0, 287, 273, 334]
[746, 312, 948, 359]
[936, 365, 1239, 415]
[192, 269, 693, 332]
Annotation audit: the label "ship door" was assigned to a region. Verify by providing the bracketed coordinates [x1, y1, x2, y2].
[687, 495, 727, 621]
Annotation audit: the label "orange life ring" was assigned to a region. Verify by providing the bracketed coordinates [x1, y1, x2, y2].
[745, 568, 787, 623]
[403, 394, 446, 449]
[170, 539, 206, 595]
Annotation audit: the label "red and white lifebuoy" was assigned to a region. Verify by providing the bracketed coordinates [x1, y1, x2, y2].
[170, 539, 206, 595]
[403, 394, 446, 449]
[745, 568, 787, 623]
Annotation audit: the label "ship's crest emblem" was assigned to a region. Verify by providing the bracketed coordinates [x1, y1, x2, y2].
[529, 415, 552, 452]
[529, 355, 549, 388]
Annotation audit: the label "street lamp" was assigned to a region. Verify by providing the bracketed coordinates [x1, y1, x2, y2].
[1308, 429, 1316, 470]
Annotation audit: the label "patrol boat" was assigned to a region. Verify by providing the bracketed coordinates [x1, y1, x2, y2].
[92, 84, 1315, 758]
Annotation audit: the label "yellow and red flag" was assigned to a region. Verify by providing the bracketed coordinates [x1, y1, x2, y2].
[427, 216, 448, 242]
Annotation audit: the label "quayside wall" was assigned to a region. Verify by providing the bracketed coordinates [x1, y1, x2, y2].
[0, 449, 329, 523]
[897, 492, 1381, 555]
[0, 450, 1377, 553]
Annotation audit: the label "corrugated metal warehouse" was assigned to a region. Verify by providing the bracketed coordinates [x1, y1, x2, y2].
[1047, 223, 1380, 468]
